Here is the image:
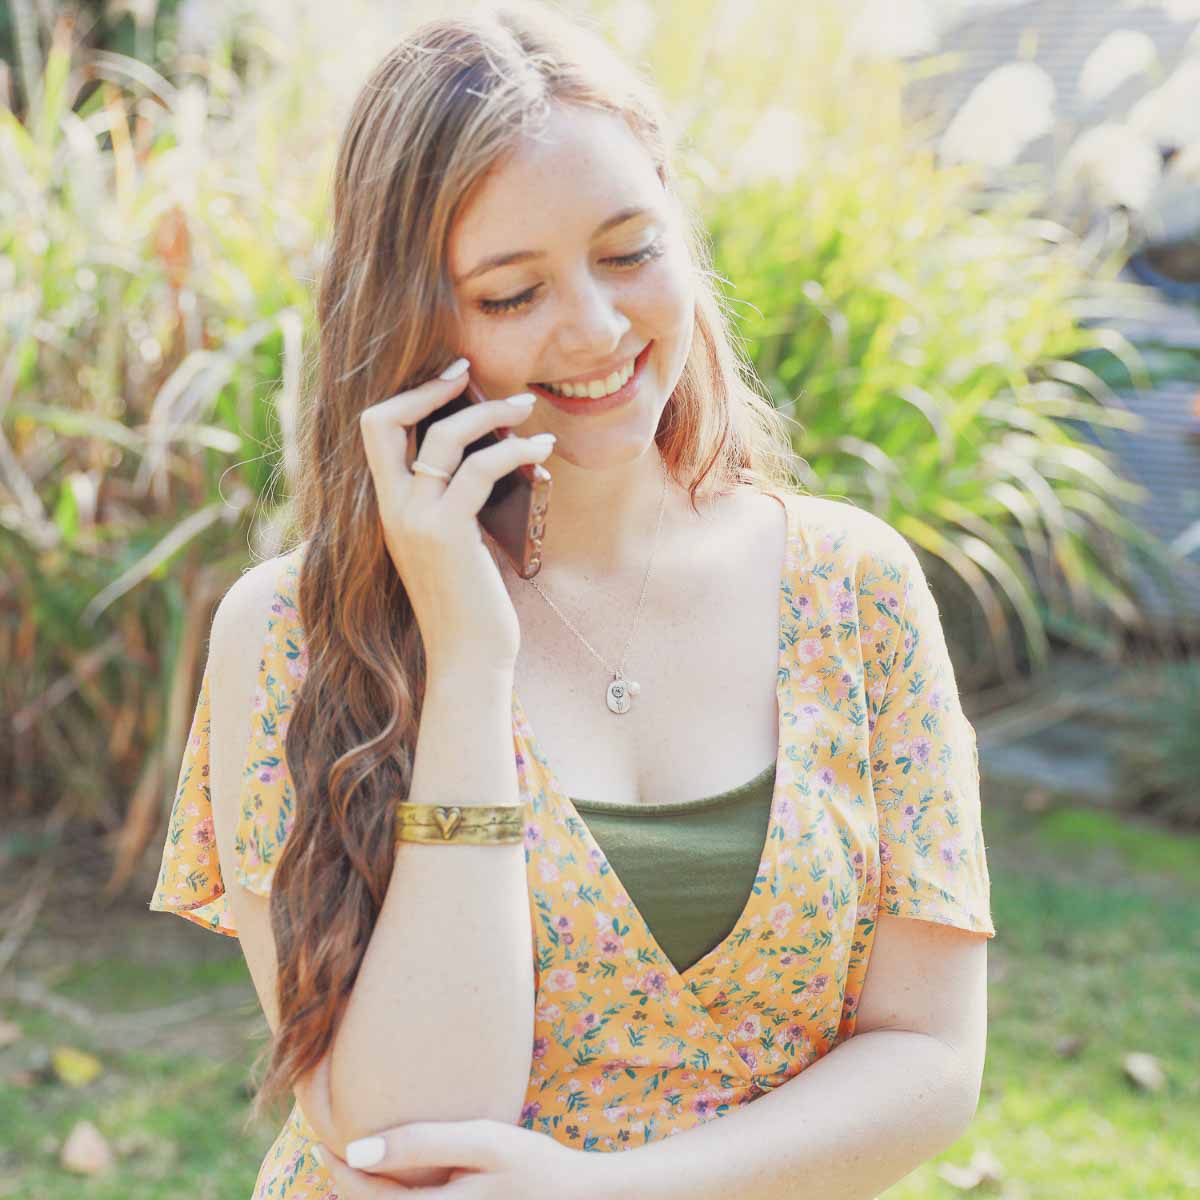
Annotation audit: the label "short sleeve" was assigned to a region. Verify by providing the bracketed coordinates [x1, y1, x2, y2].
[149, 550, 307, 937]
[865, 536, 996, 939]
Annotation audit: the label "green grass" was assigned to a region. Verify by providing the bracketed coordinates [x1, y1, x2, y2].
[0, 1053, 270, 1199]
[2, 782, 1198, 1198]
[1035, 805, 1200, 879]
[887, 783, 1200, 1199]
[0, 953, 278, 1198]
[51, 954, 251, 1011]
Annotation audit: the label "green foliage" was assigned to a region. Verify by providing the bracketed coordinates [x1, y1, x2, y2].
[611, 0, 1176, 677]
[0, 13, 332, 827]
[0, 0, 1192, 846]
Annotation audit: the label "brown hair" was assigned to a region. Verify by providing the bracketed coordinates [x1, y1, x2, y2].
[249, 0, 804, 1124]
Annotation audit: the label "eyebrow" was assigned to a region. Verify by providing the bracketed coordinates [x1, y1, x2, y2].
[455, 206, 654, 284]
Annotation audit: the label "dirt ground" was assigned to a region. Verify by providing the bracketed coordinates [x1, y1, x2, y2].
[0, 818, 261, 1063]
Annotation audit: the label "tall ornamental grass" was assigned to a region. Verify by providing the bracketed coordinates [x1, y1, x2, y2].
[605, 0, 1175, 683]
[0, 0, 1185, 880]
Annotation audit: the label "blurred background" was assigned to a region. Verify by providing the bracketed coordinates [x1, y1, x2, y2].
[1, 0, 1197, 1195]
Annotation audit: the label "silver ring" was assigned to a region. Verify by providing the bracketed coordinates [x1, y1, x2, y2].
[411, 460, 452, 481]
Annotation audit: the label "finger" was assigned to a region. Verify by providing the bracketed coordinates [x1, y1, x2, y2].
[321, 1142, 470, 1190]
[405, 396, 540, 508]
[411, 392, 538, 484]
[358, 366, 473, 502]
[441, 432, 555, 519]
[316, 1144, 406, 1197]
[345, 1119, 508, 1176]
[363, 361, 473, 431]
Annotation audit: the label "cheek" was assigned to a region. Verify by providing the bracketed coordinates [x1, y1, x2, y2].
[457, 315, 502, 361]
[633, 263, 694, 393]
[649, 249, 695, 331]
[456, 319, 533, 390]
[647, 253, 695, 386]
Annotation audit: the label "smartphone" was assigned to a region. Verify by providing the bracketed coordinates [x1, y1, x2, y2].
[412, 376, 552, 579]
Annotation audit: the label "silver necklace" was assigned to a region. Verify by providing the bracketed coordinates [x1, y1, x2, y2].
[521, 460, 669, 715]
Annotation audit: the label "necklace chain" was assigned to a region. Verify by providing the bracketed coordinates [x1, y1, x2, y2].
[525, 460, 668, 683]
[503, 459, 669, 714]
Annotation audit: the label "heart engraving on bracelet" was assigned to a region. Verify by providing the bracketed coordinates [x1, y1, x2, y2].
[433, 806, 464, 839]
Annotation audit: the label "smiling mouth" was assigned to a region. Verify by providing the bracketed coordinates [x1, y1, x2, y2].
[532, 347, 646, 399]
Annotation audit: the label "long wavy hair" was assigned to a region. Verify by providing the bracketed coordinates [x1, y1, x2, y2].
[249, 0, 807, 1124]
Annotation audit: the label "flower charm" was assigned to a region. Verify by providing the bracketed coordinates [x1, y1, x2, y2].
[606, 676, 634, 714]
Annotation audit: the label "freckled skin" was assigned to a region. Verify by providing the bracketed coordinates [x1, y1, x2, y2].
[447, 102, 697, 574]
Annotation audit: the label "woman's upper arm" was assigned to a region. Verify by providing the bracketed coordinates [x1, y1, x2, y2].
[853, 913, 989, 1122]
[207, 559, 339, 1146]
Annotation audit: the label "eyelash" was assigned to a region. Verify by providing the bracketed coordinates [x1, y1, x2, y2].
[477, 236, 667, 316]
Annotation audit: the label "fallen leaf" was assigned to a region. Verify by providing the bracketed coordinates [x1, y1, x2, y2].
[937, 1147, 1005, 1190]
[1122, 1051, 1166, 1092]
[51, 1045, 103, 1087]
[0, 1019, 21, 1048]
[61, 1120, 113, 1175]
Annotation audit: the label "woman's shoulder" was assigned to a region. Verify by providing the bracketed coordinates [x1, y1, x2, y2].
[212, 543, 308, 656]
[229, 540, 308, 604]
[782, 491, 920, 580]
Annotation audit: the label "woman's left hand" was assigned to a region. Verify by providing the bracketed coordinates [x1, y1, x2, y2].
[316, 1119, 617, 1199]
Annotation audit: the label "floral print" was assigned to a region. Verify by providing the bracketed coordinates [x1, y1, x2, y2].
[150, 490, 995, 1197]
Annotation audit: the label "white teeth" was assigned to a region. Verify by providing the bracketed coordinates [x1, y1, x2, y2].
[542, 355, 636, 399]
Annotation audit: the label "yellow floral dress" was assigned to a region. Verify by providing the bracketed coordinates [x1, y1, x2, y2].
[150, 490, 996, 1198]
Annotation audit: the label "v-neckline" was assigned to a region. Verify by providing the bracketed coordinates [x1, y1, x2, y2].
[510, 490, 796, 988]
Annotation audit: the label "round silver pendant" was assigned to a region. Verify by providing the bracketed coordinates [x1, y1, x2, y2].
[606, 676, 634, 714]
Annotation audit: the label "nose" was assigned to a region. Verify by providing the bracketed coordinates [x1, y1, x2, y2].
[555, 272, 631, 360]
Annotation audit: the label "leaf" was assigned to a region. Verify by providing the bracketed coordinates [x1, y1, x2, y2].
[1122, 1051, 1166, 1092]
[60, 1119, 113, 1175]
[937, 1147, 1006, 1190]
[51, 1044, 103, 1087]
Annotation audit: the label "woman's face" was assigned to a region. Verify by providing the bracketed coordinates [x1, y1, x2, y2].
[447, 104, 696, 469]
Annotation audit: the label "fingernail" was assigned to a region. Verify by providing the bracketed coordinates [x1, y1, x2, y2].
[508, 392, 536, 406]
[346, 1136, 385, 1168]
[438, 357, 470, 380]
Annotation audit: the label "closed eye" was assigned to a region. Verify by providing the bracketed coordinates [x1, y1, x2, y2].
[476, 237, 667, 316]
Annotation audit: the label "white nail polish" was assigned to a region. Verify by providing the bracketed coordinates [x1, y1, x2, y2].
[346, 1136, 385, 1168]
[438, 357, 470, 380]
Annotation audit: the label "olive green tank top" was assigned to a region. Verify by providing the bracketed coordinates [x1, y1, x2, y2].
[567, 760, 777, 975]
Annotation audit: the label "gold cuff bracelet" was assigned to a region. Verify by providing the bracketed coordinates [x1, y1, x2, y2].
[395, 802, 525, 845]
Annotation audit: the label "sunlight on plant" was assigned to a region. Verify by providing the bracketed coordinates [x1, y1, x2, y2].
[597, 0, 1169, 677]
[0, 0, 1189, 858]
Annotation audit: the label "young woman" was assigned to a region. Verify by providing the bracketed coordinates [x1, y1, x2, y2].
[151, 4, 996, 1198]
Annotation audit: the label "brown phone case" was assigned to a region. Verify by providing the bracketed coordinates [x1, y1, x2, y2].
[413, 377, 552, 579]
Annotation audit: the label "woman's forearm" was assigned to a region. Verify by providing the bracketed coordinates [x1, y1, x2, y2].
[327, 664, 534, 1152]
[593, 1030, 978, 1200]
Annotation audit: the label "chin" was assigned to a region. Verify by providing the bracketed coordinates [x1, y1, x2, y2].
[546, 421, 662, 471]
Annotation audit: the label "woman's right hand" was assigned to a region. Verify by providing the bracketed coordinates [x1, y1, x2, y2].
[358, 359, 555, 678]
